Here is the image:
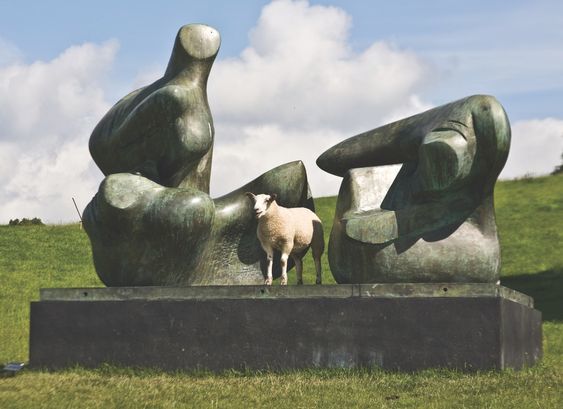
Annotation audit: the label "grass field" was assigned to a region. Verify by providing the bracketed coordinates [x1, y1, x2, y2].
[0, 174, 562, 408]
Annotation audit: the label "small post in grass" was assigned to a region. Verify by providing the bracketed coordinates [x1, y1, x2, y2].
[72, 197, 83, 229]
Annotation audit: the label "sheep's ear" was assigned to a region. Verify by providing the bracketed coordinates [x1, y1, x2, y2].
[268, 193, 277, 203]
[244, 192, 255, 201]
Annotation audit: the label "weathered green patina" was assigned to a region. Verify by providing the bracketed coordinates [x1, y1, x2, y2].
[84, 23, 511, 286]
[83, 24, 314, 286]
[317, 95, 511, 283]
[89, 24, 219, 191]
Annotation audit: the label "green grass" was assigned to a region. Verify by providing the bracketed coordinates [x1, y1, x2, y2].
[0, 225, 102, 362]
[1, 174, 562, 408]
[0, 364, 561, 408]
[495, 175, 563, 322]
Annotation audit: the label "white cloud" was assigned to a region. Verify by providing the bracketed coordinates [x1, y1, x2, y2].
[501, 118, 563, 179]
[0, 36, 22, 66]
[0, 41, 118, 223]
[210, 1, 430, 133]
[209, 0, 432, 197]
[209, 0, 563, 196]
[211, 124, 345, 197]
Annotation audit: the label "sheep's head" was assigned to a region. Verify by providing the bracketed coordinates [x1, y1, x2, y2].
[245, 192, 277, 219]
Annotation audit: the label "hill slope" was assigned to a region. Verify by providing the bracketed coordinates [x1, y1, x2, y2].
[0, 174, 562, 408]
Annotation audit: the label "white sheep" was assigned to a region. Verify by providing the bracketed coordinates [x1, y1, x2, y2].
[245, 192, 324, 285]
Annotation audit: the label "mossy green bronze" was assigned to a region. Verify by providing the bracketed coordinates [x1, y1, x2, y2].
[84, 24, 314, 286]
[318, 95, 511, 283]
[85, 24, 510, 286]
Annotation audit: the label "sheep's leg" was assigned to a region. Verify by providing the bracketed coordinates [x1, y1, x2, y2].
[314, 256, 322, 285]
[293, 256, 303, 285]
[280, 252, 289, 285]
[265, 248, 274, 286]
[312, 219, 324, 285]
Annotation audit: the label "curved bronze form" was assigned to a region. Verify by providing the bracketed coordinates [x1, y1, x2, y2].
[84, 24, 314, 286]
[317, 95, 511, 283]
[89, 24, 219, 191]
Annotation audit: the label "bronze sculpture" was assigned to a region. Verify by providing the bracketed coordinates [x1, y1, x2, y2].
[84, 24, 511, 287]
[84, 24, 313, 286]
[317, 95, 511, 283]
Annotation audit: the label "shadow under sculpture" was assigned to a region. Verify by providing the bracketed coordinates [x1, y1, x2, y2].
[84, 24, 313, 286]
[317, 95, 511, 283]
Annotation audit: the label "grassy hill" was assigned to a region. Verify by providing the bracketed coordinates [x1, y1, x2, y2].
[0, 174, 562, 408]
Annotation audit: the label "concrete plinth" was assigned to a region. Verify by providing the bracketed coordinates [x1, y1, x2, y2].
[29, 284, 542, 372]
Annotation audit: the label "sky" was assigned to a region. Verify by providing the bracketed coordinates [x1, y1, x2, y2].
[0, 0, 562, 223]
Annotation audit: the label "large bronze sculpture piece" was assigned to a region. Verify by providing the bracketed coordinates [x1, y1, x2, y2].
[84, 23, 511, 287]
[84, 24, 313, 286]
[317, 95, 511, 283]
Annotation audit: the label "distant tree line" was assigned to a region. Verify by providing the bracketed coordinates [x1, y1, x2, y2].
[552, 152, 563, 175]
[8, 218, 44, 226]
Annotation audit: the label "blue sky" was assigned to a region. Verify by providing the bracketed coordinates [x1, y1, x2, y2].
[0, 0, 562, 222]
[3, 0, 562, 118]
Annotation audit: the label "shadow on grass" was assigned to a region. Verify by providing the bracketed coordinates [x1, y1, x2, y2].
[502, 268, 563, 321]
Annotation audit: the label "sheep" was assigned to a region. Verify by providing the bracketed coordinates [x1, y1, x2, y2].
[245, 192, 324, 286]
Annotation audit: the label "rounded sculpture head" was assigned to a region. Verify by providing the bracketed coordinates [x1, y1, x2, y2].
[165, 24, 221, 79]
[178, 24, 221, 60]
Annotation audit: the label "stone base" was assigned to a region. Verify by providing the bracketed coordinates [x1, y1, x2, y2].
[29, 284, 542, 372]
